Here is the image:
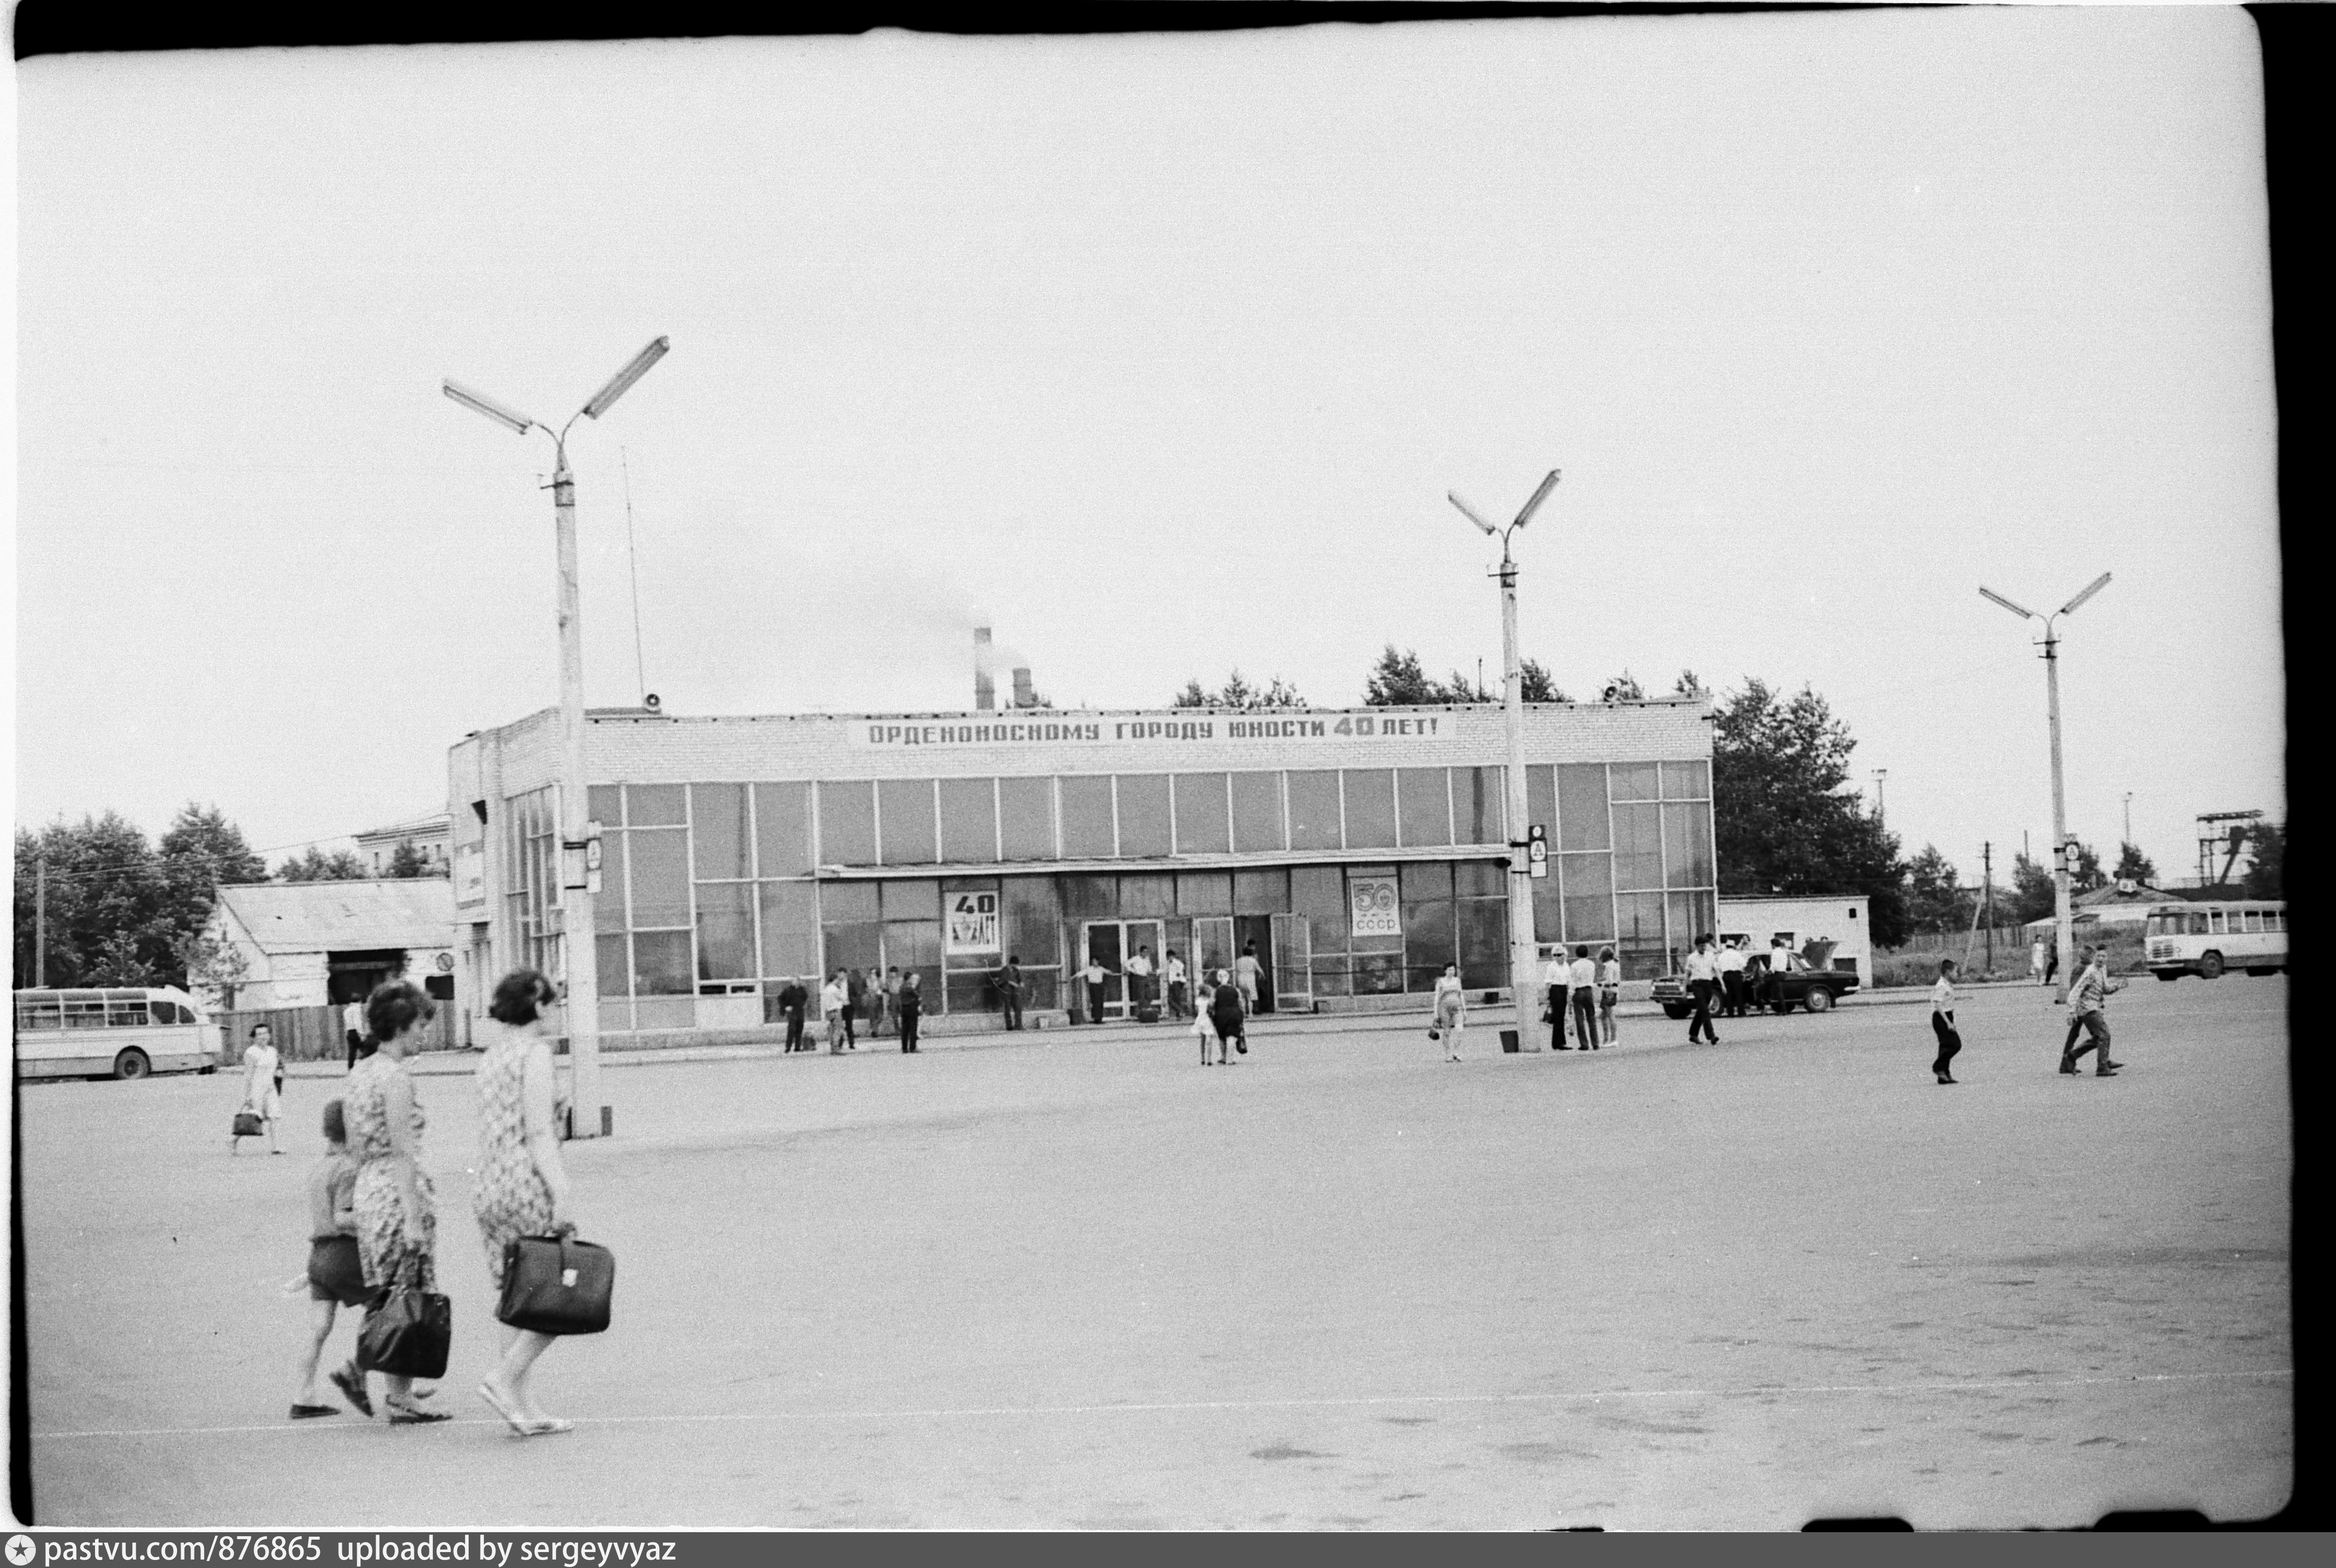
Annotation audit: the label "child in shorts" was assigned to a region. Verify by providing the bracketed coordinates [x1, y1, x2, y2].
[292, 1099, 373, 1419]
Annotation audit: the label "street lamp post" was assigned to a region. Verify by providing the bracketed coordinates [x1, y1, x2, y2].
[1979, 572, 2111, 1005]
[445, 337, 671, 1139]
[1871, 769, 1888, 828]
[1449, 470, 1561, 1034]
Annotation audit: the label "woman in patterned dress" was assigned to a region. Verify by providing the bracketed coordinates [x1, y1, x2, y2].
[472, 970, 578, 1437]
[338, 980, 449, 1424]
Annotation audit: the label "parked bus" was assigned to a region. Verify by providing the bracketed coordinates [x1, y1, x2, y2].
[2143, 901, 2287, 981]
[11, 987, 221, 1080]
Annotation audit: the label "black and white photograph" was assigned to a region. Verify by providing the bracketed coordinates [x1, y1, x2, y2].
[8, 3, 2295, 1532]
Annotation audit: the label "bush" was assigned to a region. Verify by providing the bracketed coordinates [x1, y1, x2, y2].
[1872, 927, 2148, 989]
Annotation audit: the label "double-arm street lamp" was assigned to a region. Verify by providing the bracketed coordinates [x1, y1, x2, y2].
[1449, 470, 1561, 1031]
[1979, 571, 2111, 1005]
[444, 337, 671, 1139]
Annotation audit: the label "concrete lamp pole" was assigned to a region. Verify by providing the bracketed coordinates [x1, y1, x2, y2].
[444, 336, 671, 1140]
[1449, 470, 1560, 1033]
[1979, 572, 2111, 1006]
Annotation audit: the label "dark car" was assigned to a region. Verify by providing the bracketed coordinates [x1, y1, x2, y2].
[1650, 964, 1859, 1017]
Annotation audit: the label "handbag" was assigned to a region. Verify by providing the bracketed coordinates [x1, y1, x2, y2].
[1427, 1025, 1442, 1042]
[496, 1233, 614, 1336]
[232, 1109, 263, 1137]
[357, 1282, 452, 1378]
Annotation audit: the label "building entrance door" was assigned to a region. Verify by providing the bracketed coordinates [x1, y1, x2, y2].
[1079, 920, 1165, 1021]
[1190, 917, 1236, 1003]
[1233, 914, 1276, 1013]
[1270, 911, 1312, 1014]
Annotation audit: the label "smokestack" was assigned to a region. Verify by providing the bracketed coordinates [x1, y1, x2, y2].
[1012, 667, 1033, 708]
[973, 627, 995, 711]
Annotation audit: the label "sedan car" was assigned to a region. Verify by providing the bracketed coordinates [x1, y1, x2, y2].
[1650, 965, 1859, 1018]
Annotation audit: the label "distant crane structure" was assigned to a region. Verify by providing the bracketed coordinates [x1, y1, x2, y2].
[2195, 809, 2265, 887]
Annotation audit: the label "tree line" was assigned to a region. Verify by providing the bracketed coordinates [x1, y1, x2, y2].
[12, 805, 447, 991]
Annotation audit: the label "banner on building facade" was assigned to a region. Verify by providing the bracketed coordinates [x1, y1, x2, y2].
[946, 890, 1001, 954]
[454, 842, 487, 908]
[1349, 876, 1401, 939]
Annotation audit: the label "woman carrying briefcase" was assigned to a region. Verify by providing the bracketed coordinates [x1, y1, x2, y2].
[470, 969, 590, 1437]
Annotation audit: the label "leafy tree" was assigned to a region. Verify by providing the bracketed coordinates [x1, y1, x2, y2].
[175, 921, 251, 1011]
[158, 803, 269, 886]
[2008, 851, 2057, 925]
[2113, 842, 2157, 885]
[1904, 844, 1975, 937]
[1671, 670, 1708, 699]
[1711, 678, 1908, 946]
[13, 813, 178, 988]
[1364, 646, 1440, 706]
[279, 847, 369, 882]
[2066, 838, 2106, 894]
[1599, 671, 1646, 702]
[1171, 671, 1307, 710]
[2243, 821, 2284, 899]
[1519, 659, 1569, 703]
[387, 839, 446, 879]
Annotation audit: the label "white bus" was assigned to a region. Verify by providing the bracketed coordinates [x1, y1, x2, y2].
[2143, 901, 2288, 981]
[11, 987, 222, 1080]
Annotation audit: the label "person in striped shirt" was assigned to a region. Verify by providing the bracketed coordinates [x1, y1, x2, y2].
[1930, 959, 1962, 1085]
[2061, 948, 2125, 1077]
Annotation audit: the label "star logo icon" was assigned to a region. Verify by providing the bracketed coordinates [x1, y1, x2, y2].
[7, 1534, 38, 1566]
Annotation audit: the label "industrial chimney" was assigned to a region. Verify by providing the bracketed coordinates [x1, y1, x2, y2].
[1012, 667, 1034, 709]
[973, 627, 996, 711]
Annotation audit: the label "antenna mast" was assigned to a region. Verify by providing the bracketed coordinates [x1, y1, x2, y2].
[621, 447, 648, 704]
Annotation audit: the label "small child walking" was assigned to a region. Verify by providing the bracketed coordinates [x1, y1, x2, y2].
[291, 1100, 374, 1418]
[1930, 959, 1963, 1085]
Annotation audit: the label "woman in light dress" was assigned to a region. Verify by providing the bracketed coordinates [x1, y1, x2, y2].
[236, 1023, 284, 1155]
[339, 980, 449, 1424]
[472, 969, 578, 1437]
[1431, 963, 1466, 1062]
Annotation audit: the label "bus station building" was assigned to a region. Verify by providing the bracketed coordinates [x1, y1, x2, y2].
[446, 699, 1717, 1045]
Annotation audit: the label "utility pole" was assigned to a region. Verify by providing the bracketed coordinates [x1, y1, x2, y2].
[1448, 471, 1561, 1032]
[1982, 841, 1993, 973]
[35, 856, 47, 988]
[1872, 769, 1888, 827]
[2123, 791, 2133, 850]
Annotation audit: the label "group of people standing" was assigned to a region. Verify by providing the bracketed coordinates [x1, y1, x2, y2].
[1076, 943, 1265, 1026]
[280, 970, 586, 1436]
[1543, 946, 1621, 1051]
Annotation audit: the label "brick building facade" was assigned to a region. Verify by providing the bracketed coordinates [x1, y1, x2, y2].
[447, 701, 1715, 1043]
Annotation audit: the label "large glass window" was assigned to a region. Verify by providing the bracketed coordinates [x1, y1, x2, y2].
[939, 778, 999, 864]
[1173, 773, 1231, 855]
[1403, 898, 1456, 991]
[596, 934, 629, 997]
[1611, 803, 1663, 891]
[1455, 860, 1504, 898]
[1457, 899, 1507, 990]
[594, 832, 629, 931]
[1119, 873, 1174, 919]
[1287, 771, 1341, 852]
[691, 784, 752, 880]
[821, 881, 879, 922]
[1234, 868, 1290, 913]
[1342, 769, 1397, 849]
[755, 784, 812, 877]
[758, 882, 818, 979]
[1398, 768, 1452, 848]
[1557, 765, 1610, 851]
[1615, 891, 1667, 980]
[694, 883, 756, 982]
[1662, 803, 1713, 888]
[881, 881, 941, 921]
[1231, 772, 1286, 853]
[1060, 875, 1116, 919]
[1115, 775, 1172, 858]
[878, 780, 938, 865]
[631, 930, 694, 994]
[1060, 776, 1116, 859]
[1002, 878, 1062, 966]
[626, 784, 686, 826]
[1176, 872, 1233, 915]
[1457, 766, 1504, 844]
[1609, 763, 1661, 802]
[1560, 852, 1615, 941]
[999, 776, 1056, 861]
[1290, 865, 1346, 964]
[1401, 861, 1455, 901]
[589, 785, 622, 825]
[1662, 760, 1711, 800]
[818, 781, 877, 866]
[1526, 765, 1557, 846]
[627, 830, 691, 928]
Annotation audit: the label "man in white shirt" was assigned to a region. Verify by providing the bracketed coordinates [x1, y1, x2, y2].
[1716, 937, 1749, 1018]
[1930, 958, 1962, 1084]
[1683, 936, 1723, 1044]
[1164, 950, 1190, 1019]
[1543, 948, 1573, 1050]
[1763, 937, 1799, 1008]
[1124, 947, 1157, 1017]
[820, 971, 850, 1055]
[1568, 945, 1600, 1051]
[341, 997, 368, 1071]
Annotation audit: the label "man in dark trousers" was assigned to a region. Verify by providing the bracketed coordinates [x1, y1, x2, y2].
[1543, 948, 1572, 1049]
[1930, 958, 1962, 1084]
[995, 956, 1025, 1030]
[2062, 947, 2125, 1077]
[897, 973, 924, 1053]
[775, 978, 810, 1052]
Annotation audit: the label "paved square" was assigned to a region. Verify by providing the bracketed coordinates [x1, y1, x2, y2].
[17, 979, 2291, 1529]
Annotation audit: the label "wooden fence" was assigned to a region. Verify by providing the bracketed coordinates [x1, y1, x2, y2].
[215, 1002, 456, 1064]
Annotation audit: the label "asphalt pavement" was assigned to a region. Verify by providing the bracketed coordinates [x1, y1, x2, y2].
[15, 974, 2292, 1529]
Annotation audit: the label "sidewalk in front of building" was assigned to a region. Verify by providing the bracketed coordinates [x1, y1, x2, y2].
[284, 978, 2061, 1078]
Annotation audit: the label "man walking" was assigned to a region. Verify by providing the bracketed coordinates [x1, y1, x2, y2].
[341, 995, 368, 1071]
[2062, 947, 2125, 1077]
[1684, 935, 1722, 1045]
[995, 956, 1025, 1031]
[1543, 947, 1573, 1050]
[1718, 937, 1749, 1018]
[1930, 958, 1963, 1084]
[1569, 944, 1601, 1051]
[1164, 949, 1190, 1020]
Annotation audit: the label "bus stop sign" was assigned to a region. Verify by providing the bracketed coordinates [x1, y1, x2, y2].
[1527, 824, 1549, 879]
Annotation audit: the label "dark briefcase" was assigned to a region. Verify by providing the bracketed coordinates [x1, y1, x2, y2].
[232, 1110, 264, 1137]
[497, 1233, 614, 1336]
[1135, 1003, 1162, 1024]
[356, 1286, 452, 1379]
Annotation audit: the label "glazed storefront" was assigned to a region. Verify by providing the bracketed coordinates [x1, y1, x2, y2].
[449, 703, 1716, 1038]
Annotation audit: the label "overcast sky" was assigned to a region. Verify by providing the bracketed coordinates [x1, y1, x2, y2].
[10, 7, 2280, 888]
